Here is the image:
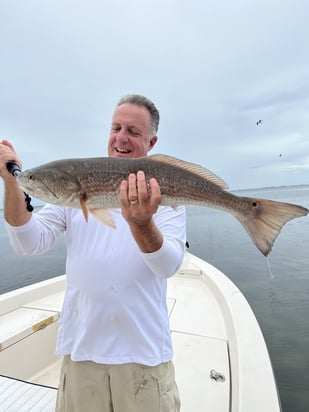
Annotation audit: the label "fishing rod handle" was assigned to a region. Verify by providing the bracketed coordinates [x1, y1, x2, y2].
[6, 161, 21, 176]
[5, 161, 34, 212]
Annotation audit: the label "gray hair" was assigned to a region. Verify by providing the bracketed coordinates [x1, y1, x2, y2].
[117, 94, 160, 135]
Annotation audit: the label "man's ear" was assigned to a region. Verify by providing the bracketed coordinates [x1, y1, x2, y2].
[148, 136, 158, 151]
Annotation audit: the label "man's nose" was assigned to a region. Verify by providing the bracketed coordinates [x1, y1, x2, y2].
[116, 129, 129, 141]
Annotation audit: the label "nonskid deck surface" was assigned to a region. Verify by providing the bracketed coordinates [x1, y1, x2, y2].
[0, 375, 57, 412]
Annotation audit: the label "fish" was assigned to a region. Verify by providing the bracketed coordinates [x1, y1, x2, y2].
[16, 154, 308, 256]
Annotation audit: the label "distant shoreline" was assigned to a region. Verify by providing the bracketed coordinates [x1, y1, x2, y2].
[231, 183, 309, 193]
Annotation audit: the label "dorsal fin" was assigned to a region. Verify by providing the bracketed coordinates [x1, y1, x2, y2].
[147, 154, 229, 190]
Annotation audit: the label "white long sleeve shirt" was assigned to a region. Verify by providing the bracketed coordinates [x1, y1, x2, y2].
[6, 205, 186, 366]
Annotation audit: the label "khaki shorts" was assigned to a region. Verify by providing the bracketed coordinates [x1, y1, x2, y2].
[56, 356, 181, 412]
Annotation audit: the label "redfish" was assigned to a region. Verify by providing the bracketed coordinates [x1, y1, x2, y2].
[16, 154, 308, 256]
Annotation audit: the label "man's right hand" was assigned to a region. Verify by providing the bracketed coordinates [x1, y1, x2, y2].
[0, 139, 32, 225]
[0, 139, 22, 181]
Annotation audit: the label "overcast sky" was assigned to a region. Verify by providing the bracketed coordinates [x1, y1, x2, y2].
[1, 0, 309, 205]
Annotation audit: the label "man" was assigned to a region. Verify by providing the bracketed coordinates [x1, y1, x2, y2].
[0, 94, 186, 412]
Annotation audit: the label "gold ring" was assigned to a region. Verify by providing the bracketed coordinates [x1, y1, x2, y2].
[130, 199, 138, 205]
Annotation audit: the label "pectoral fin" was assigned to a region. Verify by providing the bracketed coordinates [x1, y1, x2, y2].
[79, 196, 89, 222]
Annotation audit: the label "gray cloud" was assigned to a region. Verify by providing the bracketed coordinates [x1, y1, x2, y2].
[1, 0, 309, 205]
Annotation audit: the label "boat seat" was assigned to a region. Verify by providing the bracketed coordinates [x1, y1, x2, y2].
[0, 291, 64, 353]
[0, 375, 57, 411]
[0, 307, 59, 352]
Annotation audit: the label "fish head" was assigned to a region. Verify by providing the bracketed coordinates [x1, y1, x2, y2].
[17, 164, 81, 206]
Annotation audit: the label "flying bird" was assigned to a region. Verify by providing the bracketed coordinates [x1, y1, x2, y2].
[256, 119, 263, 126]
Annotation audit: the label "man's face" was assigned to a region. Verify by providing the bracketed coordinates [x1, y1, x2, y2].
[108, 103, 157, 158]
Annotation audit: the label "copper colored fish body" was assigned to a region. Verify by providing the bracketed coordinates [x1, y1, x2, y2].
[17, 154, 308, 256]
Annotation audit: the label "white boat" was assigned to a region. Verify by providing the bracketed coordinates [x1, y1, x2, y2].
[0, 252, 281, 411]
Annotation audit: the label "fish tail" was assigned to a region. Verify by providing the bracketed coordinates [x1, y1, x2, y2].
[236, 198, 308, 256]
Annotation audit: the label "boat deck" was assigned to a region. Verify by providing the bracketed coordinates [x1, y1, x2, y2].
[0, 252, 281, 412]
